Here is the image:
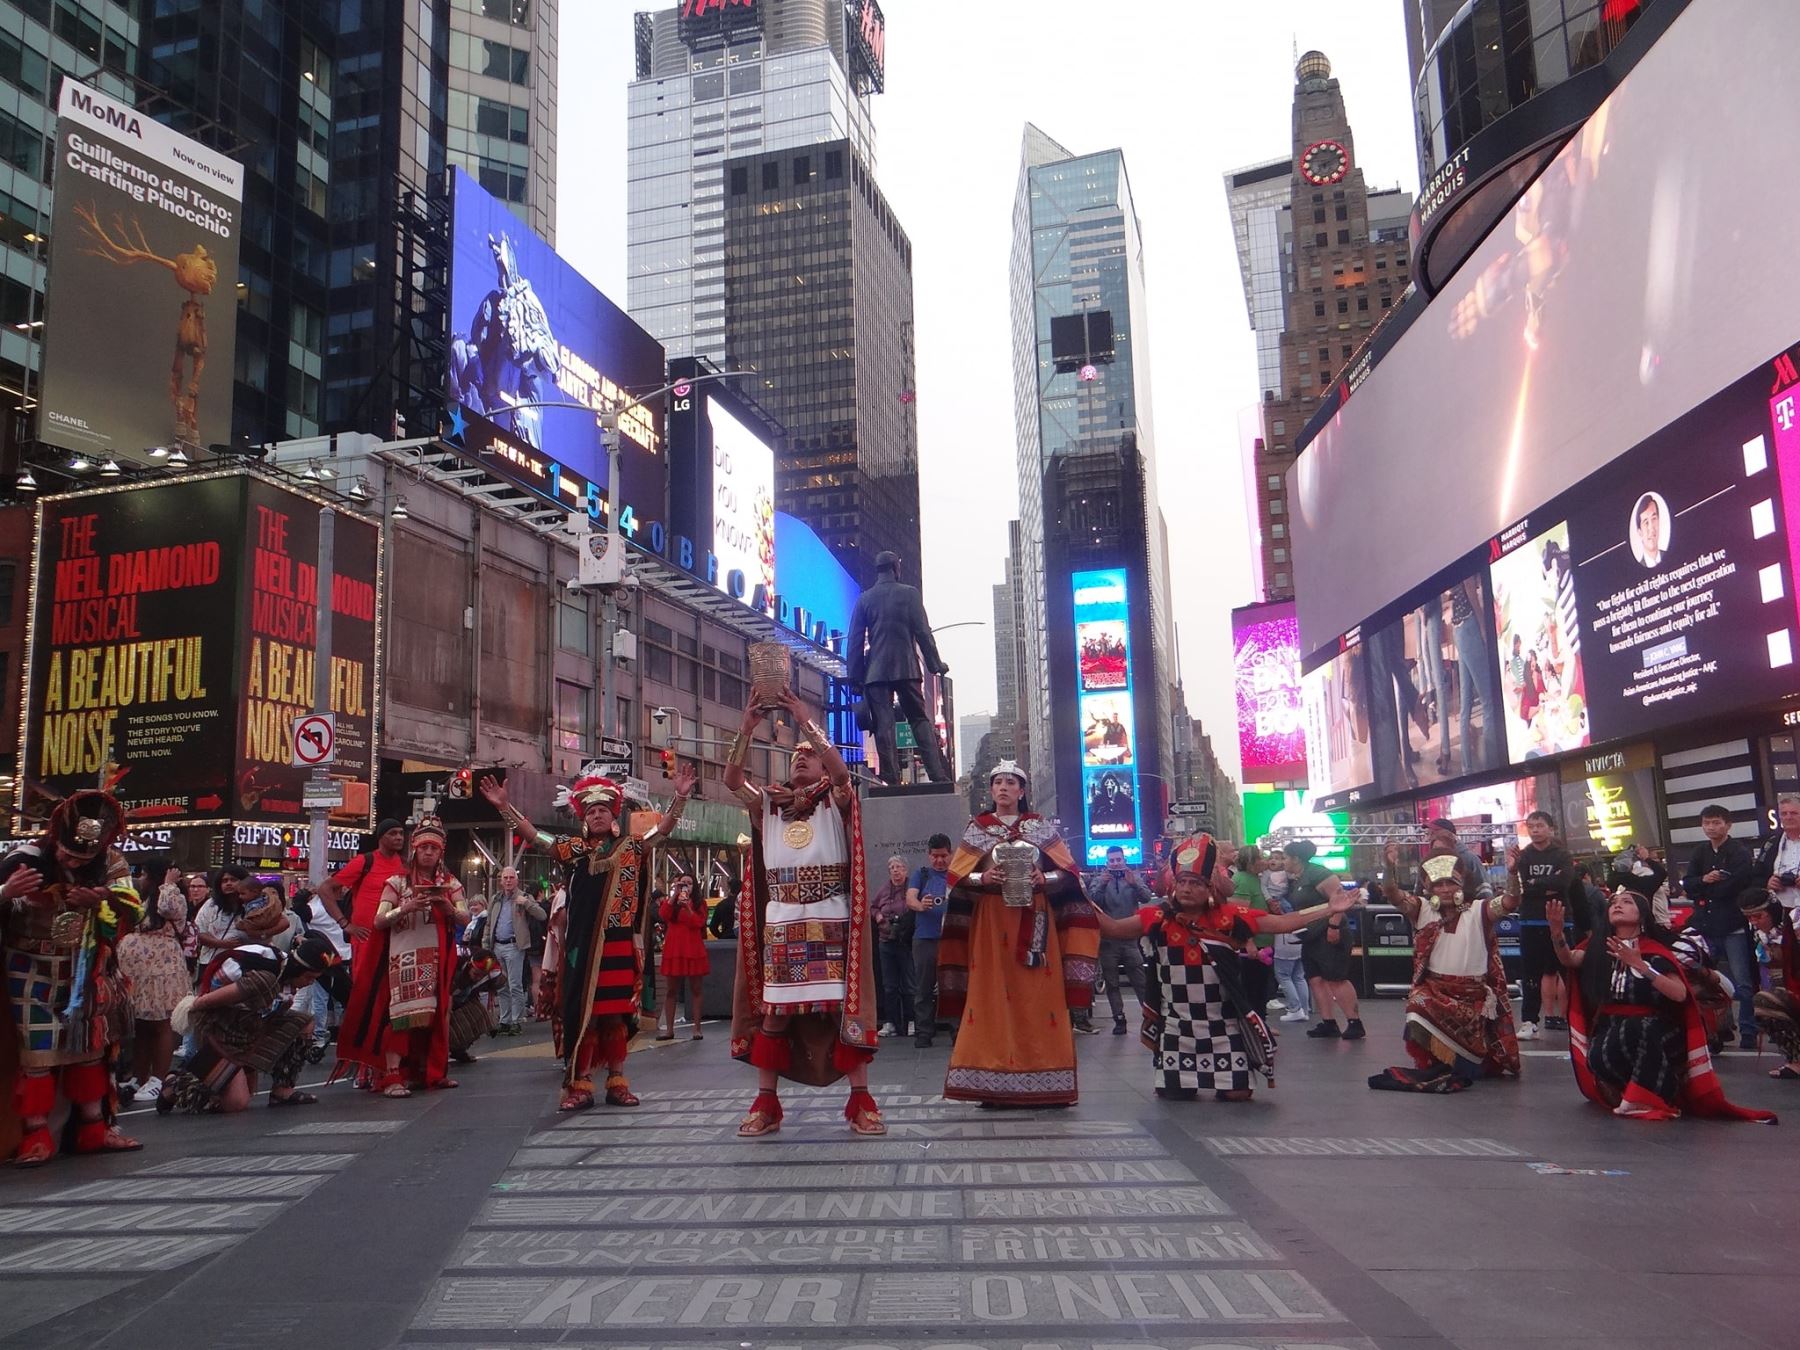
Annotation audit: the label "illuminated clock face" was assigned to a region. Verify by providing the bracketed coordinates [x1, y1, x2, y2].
[1300, 140, 1350, 186]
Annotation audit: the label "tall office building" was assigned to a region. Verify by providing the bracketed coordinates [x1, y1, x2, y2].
[722, 136, 919, 587]
[1251, 52, 1412, 602]
[957, 711, 994, 779]
[1402, 0, 1467, 91]
[138, 0, 559, 443]
[991, 518, 1028, 764]
[1010, 125, 1173, 854]
[627, 0, 881, 365]
[1223, 158, 1291, 401]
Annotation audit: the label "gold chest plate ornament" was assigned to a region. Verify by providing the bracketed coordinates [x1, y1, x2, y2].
[50, 908, 88, 949]
[781, 819, 815, 851]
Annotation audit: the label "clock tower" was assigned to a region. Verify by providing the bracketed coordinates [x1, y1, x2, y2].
[1252, 51, 1412, 603]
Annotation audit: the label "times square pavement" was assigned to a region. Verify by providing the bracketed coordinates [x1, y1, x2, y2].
[0, 998, 1792, 1350]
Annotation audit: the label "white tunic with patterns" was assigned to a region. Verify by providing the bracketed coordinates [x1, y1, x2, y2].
[758, 798, 851, 1009]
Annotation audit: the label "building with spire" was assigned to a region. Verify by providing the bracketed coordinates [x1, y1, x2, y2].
[1245, 52, 1413, 602]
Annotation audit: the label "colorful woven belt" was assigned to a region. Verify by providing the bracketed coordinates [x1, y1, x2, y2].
[767, 863, 849, 905]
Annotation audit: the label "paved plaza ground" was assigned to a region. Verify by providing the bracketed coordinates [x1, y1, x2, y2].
[0, 999, 1792, 1350]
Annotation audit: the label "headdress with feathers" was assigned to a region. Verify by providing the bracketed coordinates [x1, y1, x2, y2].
[554, 775, 624, 816]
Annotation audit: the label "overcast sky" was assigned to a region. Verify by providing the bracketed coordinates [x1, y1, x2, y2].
[557, 1, 1424, 786]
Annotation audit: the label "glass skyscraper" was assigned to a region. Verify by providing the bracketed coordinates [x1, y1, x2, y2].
[626, 0, 876, 365]
[1010, 124, 1173, 835]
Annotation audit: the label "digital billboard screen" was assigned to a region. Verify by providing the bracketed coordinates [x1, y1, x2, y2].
[1301, 340, 1800, 807]
[707, 399, 776, 610]
[447, 169, 666, 522]
[19, 474, 380, 829]
[39, 82, 244, 463]
[1072, 568, 1140, 864]
[1290, 1, 1800, 652]
[1302, 639, 1372, 803]
[236, 478, 380, 826]
[1360, 564, 1506, 797]
[1490, 350, 1797, 758]
[1559, 743, 1661, 855]
[1232, 600, 1305, 784]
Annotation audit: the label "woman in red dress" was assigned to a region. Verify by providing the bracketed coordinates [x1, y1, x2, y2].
[657, 875, 711, 1040]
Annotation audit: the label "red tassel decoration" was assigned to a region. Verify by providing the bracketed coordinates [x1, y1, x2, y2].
[15, 1071, 56, 1119]
[749, 1030, 791, 1072]
[832, 1040, 874, 1073]
[61, 1062, 110, 1106]
[844, 1088, 878, 1121]
[595, 1023, 630, 1065]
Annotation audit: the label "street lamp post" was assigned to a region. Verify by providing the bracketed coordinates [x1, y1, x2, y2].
[499, 371, 755, 742]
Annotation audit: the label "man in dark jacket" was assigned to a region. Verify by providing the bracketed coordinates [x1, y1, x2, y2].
[1683, 803, 1757, 1045]
[847, 551, 952, 784]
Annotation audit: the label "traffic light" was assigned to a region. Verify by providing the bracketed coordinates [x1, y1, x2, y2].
[448, 768, 472, 800]
[659, 749, 675, 779]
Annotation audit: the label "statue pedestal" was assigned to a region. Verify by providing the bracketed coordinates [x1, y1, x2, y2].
[860, 783, 965, 896]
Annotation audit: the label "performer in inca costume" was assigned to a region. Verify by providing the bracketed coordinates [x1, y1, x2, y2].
[480, 761, 696, 1111]
[332, 815, 467, 1097]
[725, 690, 883, 1137]
[1368, 849, 1521, 1093]
[936, 762, 1097, 1107]
[1090, 834, 1357, 1102]
[1, 789, 145, 1165]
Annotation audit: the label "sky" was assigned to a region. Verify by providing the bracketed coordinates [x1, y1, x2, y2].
[556, 0, 1424, 787]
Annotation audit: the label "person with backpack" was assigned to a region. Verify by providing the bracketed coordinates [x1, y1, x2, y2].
[326, 820, 409, 965]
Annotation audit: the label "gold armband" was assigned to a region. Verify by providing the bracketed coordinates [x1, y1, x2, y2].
[799, 719, 831, 753]
[727, 728, 752, 768]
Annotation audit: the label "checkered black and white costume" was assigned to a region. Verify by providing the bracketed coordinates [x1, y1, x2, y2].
[1141, 933, 1259, 1093]
[1137, 903, 1281, 1094]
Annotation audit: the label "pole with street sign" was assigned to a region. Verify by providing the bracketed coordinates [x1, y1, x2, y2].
[306, 508, 335, 890]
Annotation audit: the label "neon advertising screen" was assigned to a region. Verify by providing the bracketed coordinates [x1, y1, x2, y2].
[446, 169, 666, 522]
[1073, 568, 1141, 865]
[1232, 601, 1306, 785]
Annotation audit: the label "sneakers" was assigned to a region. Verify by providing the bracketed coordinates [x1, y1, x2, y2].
[1305, 1021, 1342, 1038]
[1341, 1019, 1366, 1041]
[1544, 1015, 1568, 1032]
[1280, 1009, 1309, 1023]
[1517, 1021, 1541, 1040]
[1073, 1019, 1100, 1036]
[1266, 998, 1287, 1011]
[1112, 1018, 1128, 1036]
[877, 1022, 898, 1037]
[914, 1033, 934, 1048]
[116, 1077, 140, 1101]
[137, 1076, 162, 1101]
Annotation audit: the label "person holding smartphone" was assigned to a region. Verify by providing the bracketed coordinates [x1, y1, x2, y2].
[907, 834, 954, 1048]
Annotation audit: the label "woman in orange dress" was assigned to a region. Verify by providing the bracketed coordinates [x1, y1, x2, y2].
[656, 875, 711, 1040]
[937, 762, 1099, 1106]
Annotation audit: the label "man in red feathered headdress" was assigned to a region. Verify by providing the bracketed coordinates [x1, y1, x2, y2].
[724, 689, 882, 1138]
[1, 789, 145, 1165]
[1091, 834, 1355, 1103]
[481, 759, 696, 1112]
